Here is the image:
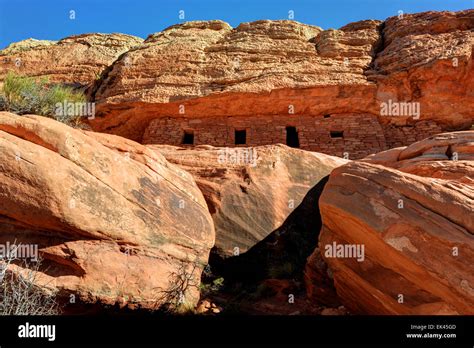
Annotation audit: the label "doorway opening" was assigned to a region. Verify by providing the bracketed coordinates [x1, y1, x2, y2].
[286, 126, 300, 148]
[182, 130, 194, 145]
[235, 129, 247, 145]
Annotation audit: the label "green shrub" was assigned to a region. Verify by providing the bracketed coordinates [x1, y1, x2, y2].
[0, 71, 87, 126]
[267, 261, 296, 279]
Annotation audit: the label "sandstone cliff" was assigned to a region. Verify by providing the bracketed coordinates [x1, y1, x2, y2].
[88, 10, 473, 158]
[1, 10, 472, 159]
[0, 33, 143, 87]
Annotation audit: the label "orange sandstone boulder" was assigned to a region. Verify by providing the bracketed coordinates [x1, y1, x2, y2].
[149, 144, 348, 257]
[0, 112, 214, 310]
[309, 131, 474, 314]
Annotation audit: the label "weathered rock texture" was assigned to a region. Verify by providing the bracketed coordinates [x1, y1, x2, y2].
[368, 10, 474, 137]
[310, 131, 474, 314]
[0, 34, 143, 87]
[85, 10, 472, 159]
[149, 144, 347, 257]
[0, 112, 214, 310]
[364, 130, 474, 167]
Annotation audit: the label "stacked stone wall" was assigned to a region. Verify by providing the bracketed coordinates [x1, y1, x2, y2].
[142, 114, 443, 159]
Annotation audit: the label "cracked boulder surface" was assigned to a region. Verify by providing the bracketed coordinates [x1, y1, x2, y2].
[308, 131, 474, 314]
[0, 34, 143, 87]
[0, 111, 214, 310]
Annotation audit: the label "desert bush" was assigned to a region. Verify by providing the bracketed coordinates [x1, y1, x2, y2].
[199, 276, 225, 298]
[154, 261, 201, 314]
[0, 71, 87, 126]
[0, 245, 61, 315]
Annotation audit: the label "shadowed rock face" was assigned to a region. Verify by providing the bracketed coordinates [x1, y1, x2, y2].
[0, 33, 143, 87]
[213, 176, 332, 284]
[0, 112, 214, 310]
[148, 144, 348, 258]
[310, 131, 474, 314]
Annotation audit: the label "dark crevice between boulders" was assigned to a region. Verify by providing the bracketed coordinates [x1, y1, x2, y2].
[202, 175, 343, 314]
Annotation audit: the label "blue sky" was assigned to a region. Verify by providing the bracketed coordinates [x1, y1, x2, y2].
[0, 0, 472, 49]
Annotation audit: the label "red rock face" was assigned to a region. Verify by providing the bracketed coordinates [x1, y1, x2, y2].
[88, 19, 384, 156]
[84, 11, 472, 159]
[311, 131, 474, 314]
[2, 12, 471, 158]
[370, 10, 474, 131]
[0, 112, 214, 310]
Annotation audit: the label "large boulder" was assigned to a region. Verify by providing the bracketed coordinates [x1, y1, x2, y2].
[150, 144, 348, 258]
[0, 34, 143, 87]
[309, 131, 474, 314]
[0, 112, 214, 310]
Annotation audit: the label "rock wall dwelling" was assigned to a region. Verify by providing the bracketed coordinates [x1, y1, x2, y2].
[142, 114, 443, 159]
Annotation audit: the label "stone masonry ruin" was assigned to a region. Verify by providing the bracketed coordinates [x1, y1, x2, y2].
[142, 113, 443, 159]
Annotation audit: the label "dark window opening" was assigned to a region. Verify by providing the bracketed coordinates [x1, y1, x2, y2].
[286, 126, 300, 148]
[330, 131, 344, 139]
[235, 129, 247, 145]
[182, 130, 194, 145]
[323, 114, 331, 119]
